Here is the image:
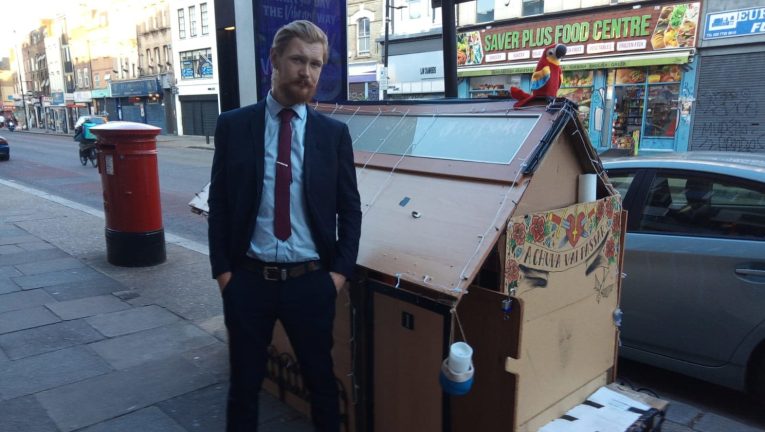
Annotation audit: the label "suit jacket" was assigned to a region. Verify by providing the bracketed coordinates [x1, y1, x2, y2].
[208, 100, 361, 279]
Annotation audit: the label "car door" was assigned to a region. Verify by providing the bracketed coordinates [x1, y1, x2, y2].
[609, 168, 765, 367]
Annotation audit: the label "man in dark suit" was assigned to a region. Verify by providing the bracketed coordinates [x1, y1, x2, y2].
[208, 20, 361, 432]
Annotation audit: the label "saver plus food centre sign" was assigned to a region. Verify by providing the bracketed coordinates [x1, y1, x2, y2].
[457, 2, 700, 72]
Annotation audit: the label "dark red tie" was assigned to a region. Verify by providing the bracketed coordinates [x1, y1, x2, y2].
[274, 109, 294, 240]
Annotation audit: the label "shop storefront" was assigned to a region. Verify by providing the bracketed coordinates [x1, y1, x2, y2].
[110, 78, 167, 133]
[91, 88, 111, 118]
[457, 2, 702, 154]
[690, 3, 765, 153]
[348, 62, 380, 101]
[50, 92, 69, 134]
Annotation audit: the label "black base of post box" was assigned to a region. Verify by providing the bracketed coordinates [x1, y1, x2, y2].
[105, 228, 166, 267]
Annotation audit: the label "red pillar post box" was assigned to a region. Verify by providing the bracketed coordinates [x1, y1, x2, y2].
[91, 122, 166, 267]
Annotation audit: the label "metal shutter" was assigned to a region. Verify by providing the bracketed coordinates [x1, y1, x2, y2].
[691, 52, 765, 152]
[122, 104, 142, 123]
[145, 102, 166, 133]
[180, 95, 219, 136]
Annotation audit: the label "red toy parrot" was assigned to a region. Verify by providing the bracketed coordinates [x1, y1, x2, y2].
[510, 43, 567, 108]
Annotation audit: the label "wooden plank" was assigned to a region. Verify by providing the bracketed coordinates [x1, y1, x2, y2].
[373, 291, 445, 432]
[452, 286, 521, 432]
[518, 372, 609, 432]
[357, 169, 524, 296]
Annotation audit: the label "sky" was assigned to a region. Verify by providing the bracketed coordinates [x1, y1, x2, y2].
[0, 0, 67, 59]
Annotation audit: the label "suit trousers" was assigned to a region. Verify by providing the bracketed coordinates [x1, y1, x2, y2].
[222, 265, 340, 432]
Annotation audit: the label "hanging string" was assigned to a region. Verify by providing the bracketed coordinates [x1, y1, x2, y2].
[361, 112, 439, 216]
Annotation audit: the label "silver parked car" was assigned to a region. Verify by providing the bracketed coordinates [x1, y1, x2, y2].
[603, 151, 765, 401]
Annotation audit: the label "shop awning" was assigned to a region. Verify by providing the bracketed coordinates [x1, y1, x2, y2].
[458, 50, 692, 77]
[349, 73, 377, 83]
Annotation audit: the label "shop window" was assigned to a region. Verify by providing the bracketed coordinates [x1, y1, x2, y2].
[645, 85, 679, 138]
[558, 71, 593, 125]
[609, 65, 681, 149]
[469, 75, 520, 99]
[349, 83, 366, 101]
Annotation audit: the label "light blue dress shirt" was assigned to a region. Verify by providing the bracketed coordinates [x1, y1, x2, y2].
[248, 92, 320, 263]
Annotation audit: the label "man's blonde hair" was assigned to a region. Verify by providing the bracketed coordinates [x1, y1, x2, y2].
[271, 20, 329, 63]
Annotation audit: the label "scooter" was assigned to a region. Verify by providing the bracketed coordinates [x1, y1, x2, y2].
[78, 140, 98, 167]
[6, 121, 15, 132]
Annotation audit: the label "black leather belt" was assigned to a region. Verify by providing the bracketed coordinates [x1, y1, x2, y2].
[240, 258, 322, 281]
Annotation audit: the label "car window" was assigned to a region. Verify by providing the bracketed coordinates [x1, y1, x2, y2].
[605, 170, 638, 198]
[637, 172, 765, 239]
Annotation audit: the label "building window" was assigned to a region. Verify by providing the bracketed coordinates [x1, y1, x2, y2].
[155, 47, 161, 67]
[189, 6, 197, 37]
[357, 18, 370, 55]
[178, 9, 186, 38]
[164, 45, 172, 66]
[179, 48, 214, 79]
[408, 0, 421, 19]
[476, 0, 494, 23]
[146, 49, 152, 70]
[84, 68, 90, 87]
[522, 0, 544, 16]
[201, 3, 209, 35]
[94, 73, 100, 87]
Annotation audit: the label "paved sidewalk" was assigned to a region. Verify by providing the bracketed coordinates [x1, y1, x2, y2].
[1, 180, 763, 432]
[0, 182, 310, 432]
[17, 127, 215, 150]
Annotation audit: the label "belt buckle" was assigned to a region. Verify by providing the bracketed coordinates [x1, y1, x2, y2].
[263, 266, 286, 281]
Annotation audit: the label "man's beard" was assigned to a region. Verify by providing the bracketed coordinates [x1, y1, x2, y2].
[275, 77, 316, 105]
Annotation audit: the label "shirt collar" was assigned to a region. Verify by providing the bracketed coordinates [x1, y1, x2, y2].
[266, 91, 306, 121]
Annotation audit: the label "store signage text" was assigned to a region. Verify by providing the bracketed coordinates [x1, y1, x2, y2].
[704, 7, 765, 39]
[458, 2, 700, 67]
[483, 16, 651, 51]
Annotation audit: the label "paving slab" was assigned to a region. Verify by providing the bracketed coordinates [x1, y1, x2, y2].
[89, 321, 219, 370]
[12, 266, 106, 290]
[157, 383, 228, 431]
[0, 319, 103, 360]
[259, 410, 313, 432]
[0, 234, 39, 245]
[36, 355, 217, 432]
[0, 395, 60, 432]
[660, 420, 695, 432]
[0, 265, 22, 277]
[695, 412, 764, 432]
[0, 346, 112, 401]
[0, 248, 68, 267]
[16, 240, 57, 251]
[665, 399, 703, 425]
[86, 305, 180, 337]
[45, 294, 130, 320]
[43, 277, 127, 301]
[0, 244, 24, 254]
[196, 313, 227, 341]
[78, 406, 187, 432]
[0, 289, 57, 314]
[14, 256, 84, 275]
[182, 341, 230, 382]
[0, 278, 21, 295]
[0, 306, 60, 334]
